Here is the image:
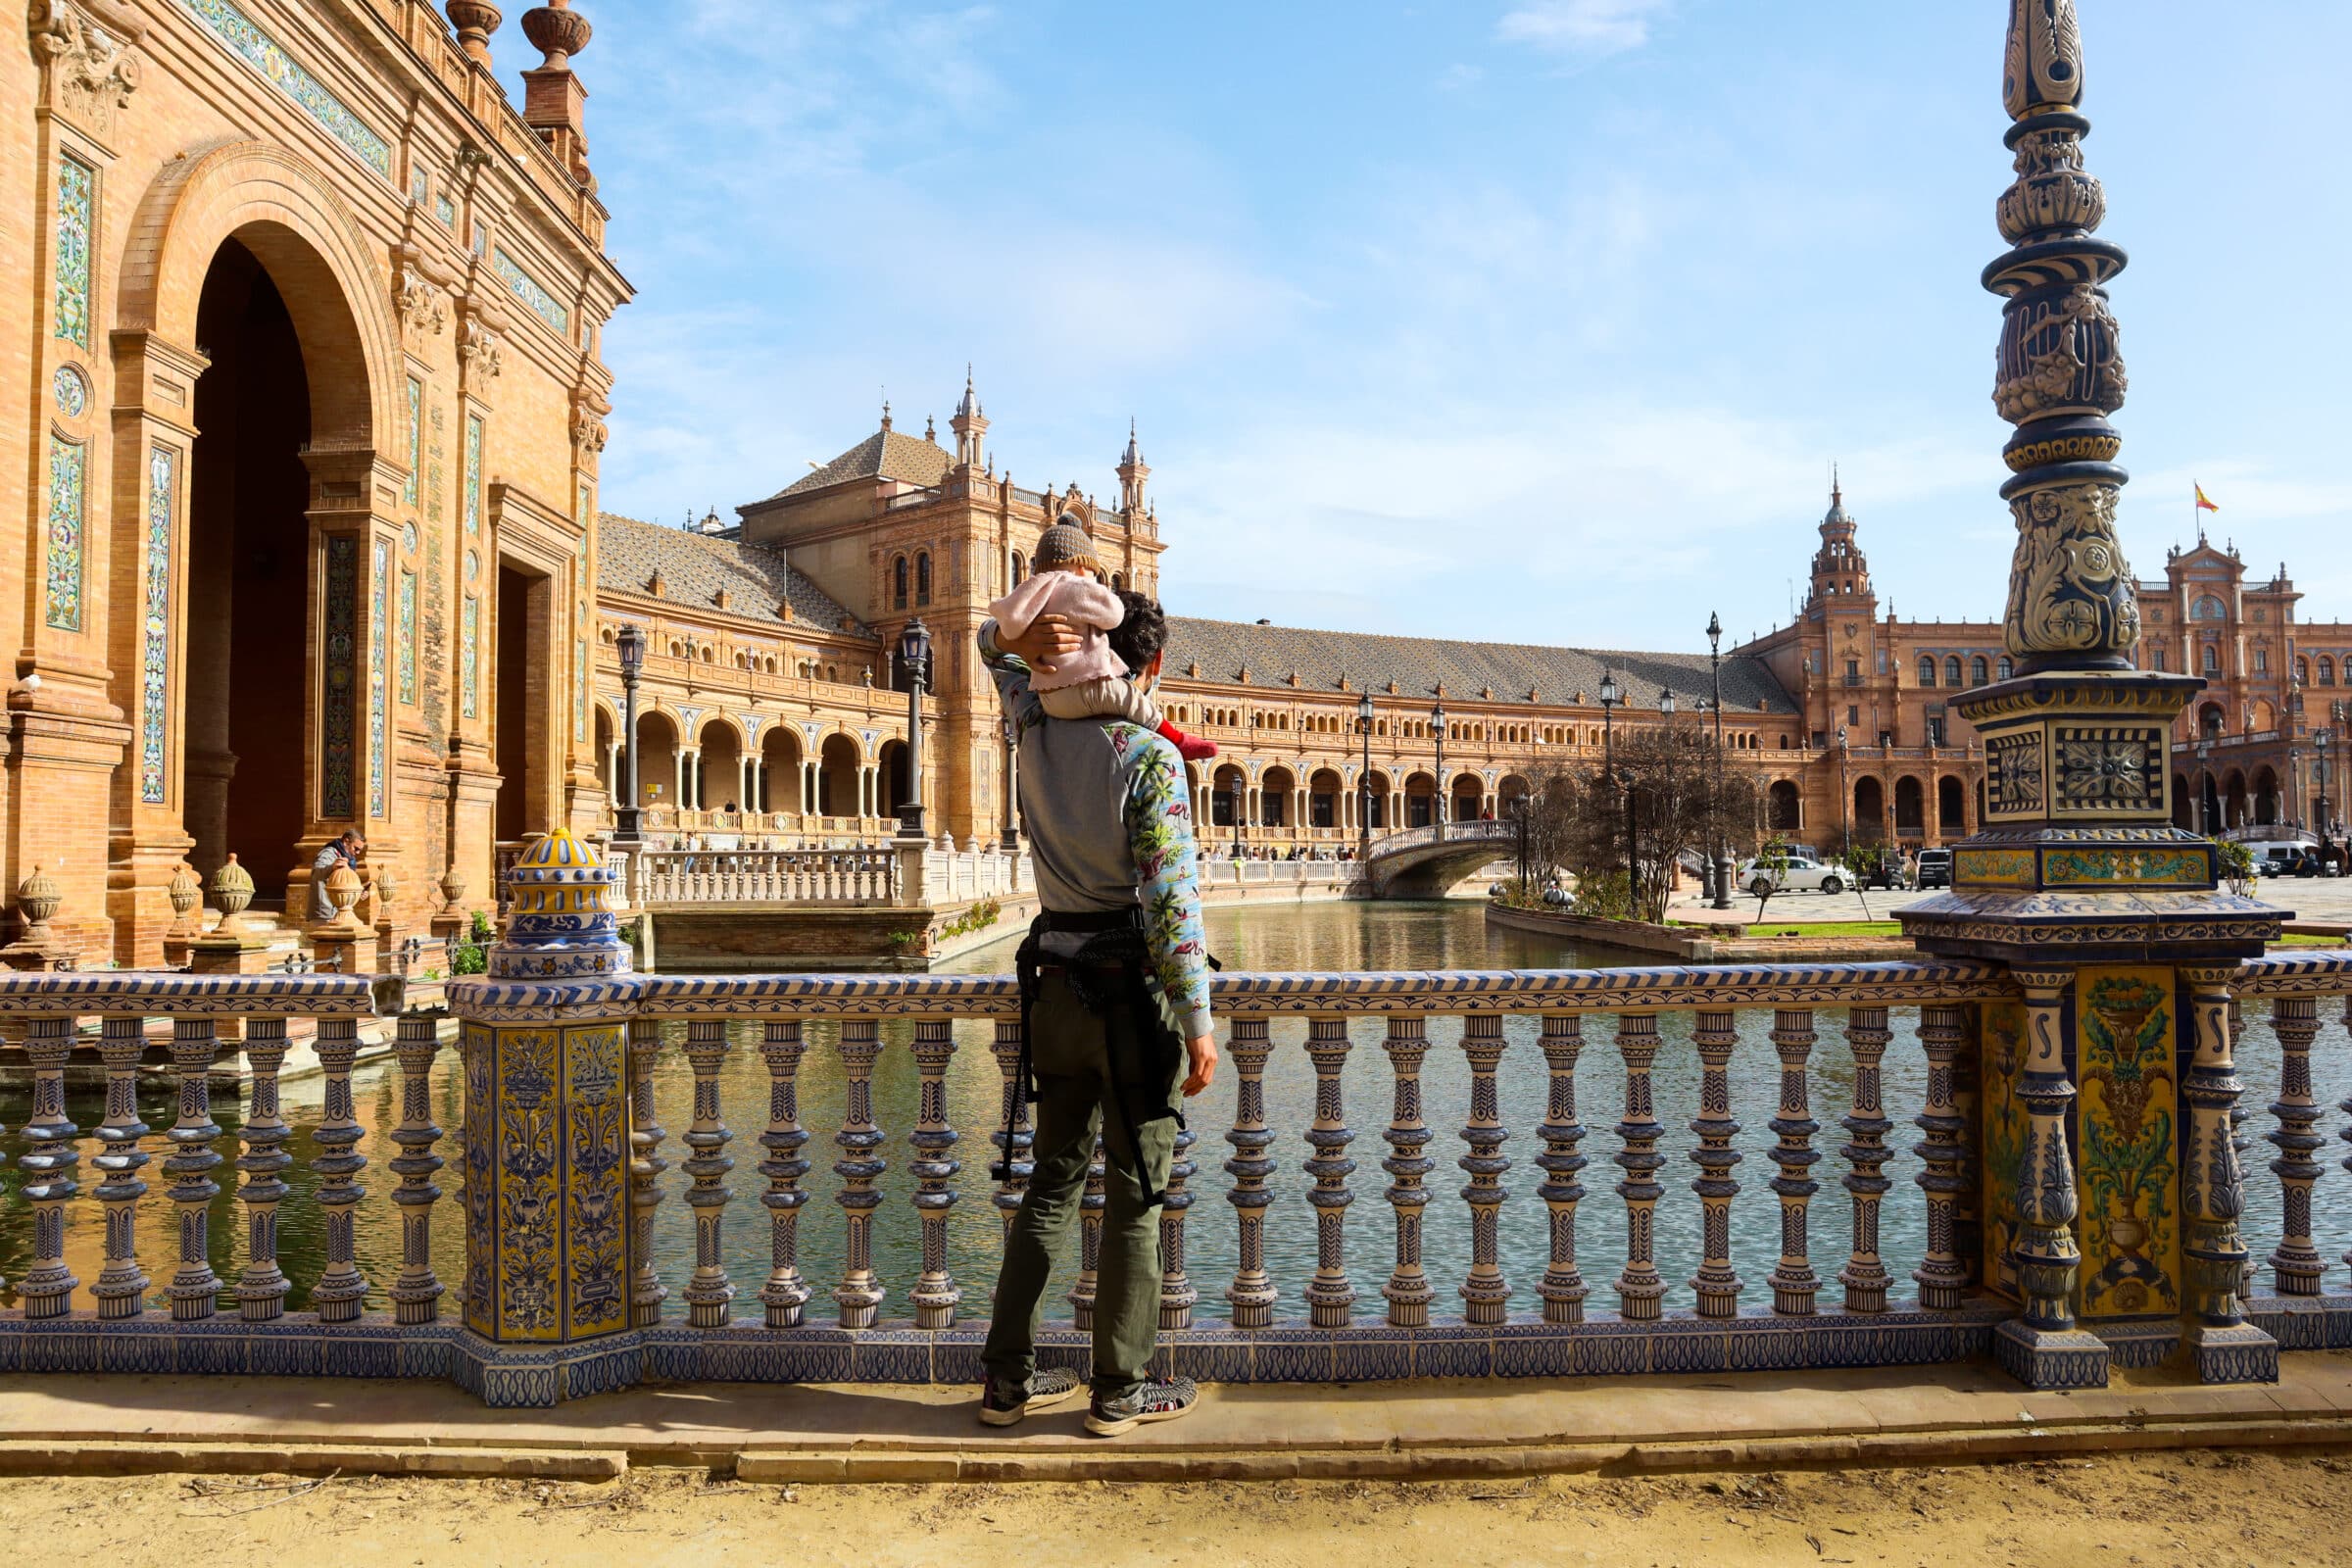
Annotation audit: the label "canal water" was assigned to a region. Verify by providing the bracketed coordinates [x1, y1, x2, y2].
[1, 902, 2343, 1328]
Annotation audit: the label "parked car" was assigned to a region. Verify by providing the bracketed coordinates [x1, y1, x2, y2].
[1739, 852, 1846, 897]
[1915, 848, 1953, 889]
[2256, 842, 2320, 877]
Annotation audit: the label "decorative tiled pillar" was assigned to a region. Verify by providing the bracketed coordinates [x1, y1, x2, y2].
[1838, 1006, 1893, 1313]
[832, 1019, 887, 1330]
[1899, 0, 2281, 1391]
[1764, 1008, 1820, 1317]
[1535, 1014, 1589, 1325]
[906, 1018, 961, 1330]
[234, 1018, 293, 1321]
[1303, 1017, 1357, 1328]
[680, 1020, 736, 1328]
[450, 828, 642, 1406]
[388, 1013, 448, 1326]
[2264, 998, 2324, 1297]
[1687, 1008, 1741, 1318]
[1223, 1016, 1277, 1329]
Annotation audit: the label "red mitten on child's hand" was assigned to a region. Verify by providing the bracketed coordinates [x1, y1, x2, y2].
[1157, 721, 1218, 762]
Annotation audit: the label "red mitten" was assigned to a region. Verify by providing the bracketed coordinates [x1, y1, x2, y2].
[1157, 720, 1218, 761]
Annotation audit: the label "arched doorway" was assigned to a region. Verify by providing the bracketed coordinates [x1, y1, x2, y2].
[1936, 775, 1965, 835]
[1211, 763, 1246, 829]
[593, 705, 617, 807]
[2172, 771, 2192, 830]
[2253, 766, 2279, 826]
[880, 738, 907, 823]
[1450, 771, 1485, 823]
[185, 237, 320, 903]
[1852, 776, 1885, 846]
[763, 725, 803, 815]
[1404, 770, 1438, 829]
[1307, 768, 1343, 829]
[2224, 769, 2248, 830]
[1361, 769, 1392, 832]
[699, 717, 745, 815]
[817, 734, 861, 819]
[1893, 775, 1925, 837]
[1769, 779, 1801, 831]
[1260, 766, 1296, 829]
[634, 711, 679, 812]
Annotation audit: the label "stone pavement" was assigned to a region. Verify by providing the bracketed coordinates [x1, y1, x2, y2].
[0, 1354, 2348, 1482]
[1670, 876, 2352, 928]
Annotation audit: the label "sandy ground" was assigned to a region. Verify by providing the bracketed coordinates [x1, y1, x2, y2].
[8, 1446, 2345, 1568]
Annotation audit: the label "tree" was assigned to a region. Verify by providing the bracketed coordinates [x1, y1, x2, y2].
[1550, 723, 1765, 923]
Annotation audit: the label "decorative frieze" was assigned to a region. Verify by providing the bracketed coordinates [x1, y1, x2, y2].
[44, 433, 85, 631]
[493, 245, 569, 334]
[139, 446, 176, 802]
[179, 0, 391, 177]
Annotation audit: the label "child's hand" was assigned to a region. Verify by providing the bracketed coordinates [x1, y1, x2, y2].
[1005, 613, 1083, 673]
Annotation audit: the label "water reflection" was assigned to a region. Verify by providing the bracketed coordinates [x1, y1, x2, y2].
[0, 903, 2340, 1330]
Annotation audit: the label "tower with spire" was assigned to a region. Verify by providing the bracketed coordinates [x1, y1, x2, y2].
[1116, 420, 1150, 514]
[950, 368, 988, 471]
[1806, 471, 1873, 609]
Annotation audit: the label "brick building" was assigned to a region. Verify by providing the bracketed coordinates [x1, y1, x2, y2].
[8, 0, 626, 964]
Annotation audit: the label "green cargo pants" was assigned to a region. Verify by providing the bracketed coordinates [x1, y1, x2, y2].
[981, 969, 1184, 1402]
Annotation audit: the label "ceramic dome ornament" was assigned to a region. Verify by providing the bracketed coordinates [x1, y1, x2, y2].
[488, 828, 628, 978]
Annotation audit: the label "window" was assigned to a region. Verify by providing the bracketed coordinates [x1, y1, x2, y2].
[2191, 595, 2227, 621]
[1996, 656, 2013, 679]
[1928, 716, 1946, 746]
[892, 556, 908, 610]
[2152, 645, 2167, 671]
[1918, 657, 1936, 687]
[2254, 645, 2269, 673]
[1945, 656, 1964, 687]
[1009, 550, 1025, 586]
[914, 552, 931, 606]
[2295, 655, 2310, 684]
[1970, 656, 1988, 687]
[2323, 656, 2338, 686]
[1876, 648, 1888, 675]
[2206, 644, 2222, 673]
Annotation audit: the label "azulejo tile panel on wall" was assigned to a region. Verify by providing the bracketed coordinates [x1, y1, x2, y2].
[2073, 967, 2180, 1318]
[1978, 998, 2030, 1300]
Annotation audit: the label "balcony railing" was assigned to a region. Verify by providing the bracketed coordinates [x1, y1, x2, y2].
[0, 952, 2340, 1402]
[638, 847, 904, 906]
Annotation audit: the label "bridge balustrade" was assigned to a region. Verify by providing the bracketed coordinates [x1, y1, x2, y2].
[0, 954, 2344, 1402]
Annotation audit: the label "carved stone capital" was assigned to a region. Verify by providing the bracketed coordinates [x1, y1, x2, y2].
[391, 244, 449, 341]
[456, 294, 509, 390]
[28, 0, 145, 134]
[2003, 481, 2139, 662]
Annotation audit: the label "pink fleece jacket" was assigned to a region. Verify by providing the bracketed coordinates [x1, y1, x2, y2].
[987, 571, 1128, 693]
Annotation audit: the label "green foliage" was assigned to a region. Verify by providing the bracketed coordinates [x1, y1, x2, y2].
[1749, 834, 1792, 920]
[1569, 870, 1633, 921]
[885, 929, 923, 953]
[938, 898, 1004, 940]
[467, 910, 496, 945]
[2216, 839, 2256, 897]
[450, 941, 486, 977]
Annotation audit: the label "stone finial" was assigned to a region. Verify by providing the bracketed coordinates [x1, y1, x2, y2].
[15, 864, 61, 946]
[446, 0, 502, 68]
[209, 854, 254, 935]
[375, 863, 401, 919]
[166, 861, 202, 938]
[440, 863, 468, 913]
[321, 861, 366, 934]
[521, 0, 591, 67]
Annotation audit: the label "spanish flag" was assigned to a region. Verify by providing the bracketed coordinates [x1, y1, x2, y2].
[2195, 483, 2220, 513]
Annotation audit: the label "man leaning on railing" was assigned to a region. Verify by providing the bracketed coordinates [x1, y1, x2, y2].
[973, 590, 1216, 1437]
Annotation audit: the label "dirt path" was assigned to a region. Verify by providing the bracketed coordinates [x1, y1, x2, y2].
[7, 1446, 2343, 1567]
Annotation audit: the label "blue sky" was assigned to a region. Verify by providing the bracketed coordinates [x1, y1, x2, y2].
[520, 0, 2352, 651]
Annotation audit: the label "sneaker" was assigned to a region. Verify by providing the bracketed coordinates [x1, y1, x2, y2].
[1084, 1376, 1199, 1437]
[978, 1366, 1084, 1428]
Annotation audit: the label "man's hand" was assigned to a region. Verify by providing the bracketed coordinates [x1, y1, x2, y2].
[1182, 1033, 1218, 1098]
[1001, 612, 1084, 676]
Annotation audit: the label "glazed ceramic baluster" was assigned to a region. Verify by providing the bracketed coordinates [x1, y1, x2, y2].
[2006, 970, 2088, 1347]
[682, 1020, 736, 1327]
[2343, 994, 2352, 1281]
[2181, 966, 2275, 1379]
[387, 1013, 447, 1325]
[627, 1018, 669, 1327]
[834, 1018, 886, 1329]
[907, 1019, 962, 1330]
[90, 1015, 152, 1320]
[2229, 998, 2257, 1301]
[1611, 1012, 1664, 1322]
[1686, 1008, 1741, 1319]
[1069, 1135, 1106, 1331]
[1160, 1115, 1199, 1331]
[1535, 1014, 1589, 1325]
[1301, 1018, 1358, 1328]
[18, 1015, 79, 1319]
[1839, 1006, 1894, 1314]
[1380, 1015, 1435, 1328]
[1766, 1007, 1821, 1316]
[231, 1018, 293, 1321]
[2266, 998, 2324, 1296]
[310, 1016, 370, 1323]
[1912, 1004, 1972, 1311]
[988, 1019, 1033, 1244]
[1458, 1013, 1512, 1325]
[165, 1016, 224, 1320]
[1223, 1016, 1277, 1329]
[758, 1019, 812, 1329]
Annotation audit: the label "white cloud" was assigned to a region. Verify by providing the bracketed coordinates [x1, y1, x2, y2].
[1496, 0, 1673, 59]
[1436, 63, 1485, 91]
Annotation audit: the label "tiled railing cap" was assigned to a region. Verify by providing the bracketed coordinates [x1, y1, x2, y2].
[0, 969, 393, 1016]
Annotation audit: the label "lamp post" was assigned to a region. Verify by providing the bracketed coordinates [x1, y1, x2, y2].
[1511, 793, 1531, 892]
[999, 716, 1020, 853]
[894, 618, 931, 841]
[1230, 771, 1245, 859]
[1432, 699, 1448, 840]
[1707, 612, 1734, 908]
[613, 622, 645, 847]
[1619, 764, 1639, 918]
[2288, 742, 2303, 834]
[2196, 737, 2214, 836]
[1837, 723, 1851, 858]
[1357, 690, 1375, 861]
[1598, 668, 1620, 773]
[2315, 726, 2333, 869]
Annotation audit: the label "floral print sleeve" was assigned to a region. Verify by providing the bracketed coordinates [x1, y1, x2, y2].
[1117, 727, 1212, 1040]
[976, 619, 1045, 738]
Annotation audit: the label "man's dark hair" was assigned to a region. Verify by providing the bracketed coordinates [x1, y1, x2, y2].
[1107, 590, 1167, 676]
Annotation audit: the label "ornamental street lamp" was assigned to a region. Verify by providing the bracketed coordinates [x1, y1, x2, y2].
[1707, 611, 1734, 909]
[895, 618, 931, 841]
[1357, 689, 1376, 861]
[1599, 668, 1620, 773]
[1231, 771, 1245, 858]
[1432, 699, 1448, 841]
[1837, 723, 1851, 858]
[2315, 726, 2334, 868]
[614, 622, 646, 847]
[2196, 737, 2214, 836]
[2289, 742, 2303, 834]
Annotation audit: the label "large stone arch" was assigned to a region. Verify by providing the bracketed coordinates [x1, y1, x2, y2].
[116, 139, 399, 450]
[106, 140, 406, 955]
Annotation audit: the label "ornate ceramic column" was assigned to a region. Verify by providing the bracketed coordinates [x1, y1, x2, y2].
[1901, 0, 2280, 1389]
[451, 827, 642, 1404]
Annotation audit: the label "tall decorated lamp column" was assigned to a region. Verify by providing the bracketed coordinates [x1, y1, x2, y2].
[448, 827, 646, 1406]
[1900, 0, 2281, 1391]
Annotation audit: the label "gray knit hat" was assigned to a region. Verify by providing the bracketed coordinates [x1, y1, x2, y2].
[1033, 514, 1101, 573]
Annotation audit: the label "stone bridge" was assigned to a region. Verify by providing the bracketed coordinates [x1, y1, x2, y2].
[1360, 818, 1516, 899]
